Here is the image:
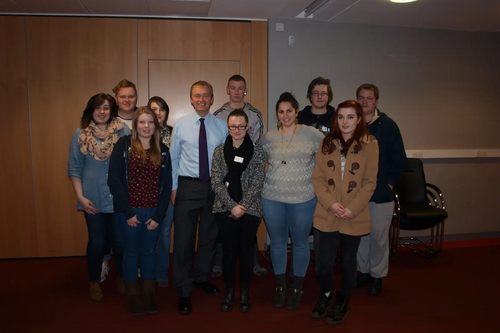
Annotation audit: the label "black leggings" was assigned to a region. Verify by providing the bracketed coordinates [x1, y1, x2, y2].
[316, 230, 361, 297]
[214, 212, 261, 289]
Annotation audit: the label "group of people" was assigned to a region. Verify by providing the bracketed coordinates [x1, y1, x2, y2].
[68, 75, 406, 325]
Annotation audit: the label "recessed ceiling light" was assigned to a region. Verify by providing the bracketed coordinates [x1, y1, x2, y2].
[390, 0, 418, 3]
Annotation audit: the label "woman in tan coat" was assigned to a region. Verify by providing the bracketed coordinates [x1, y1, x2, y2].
[311, 100, 379, 325]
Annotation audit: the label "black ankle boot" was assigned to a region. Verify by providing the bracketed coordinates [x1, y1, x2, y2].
[311, 291, 331, 319]
[274, 274, 287, 308]
[286, 276, 304, 310]
[325, 292, 350, 325]
[220, 287, 235, 312]
[239, 287, 251, 313]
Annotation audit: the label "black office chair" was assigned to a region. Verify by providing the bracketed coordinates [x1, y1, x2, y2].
[390, 158, 448, 260]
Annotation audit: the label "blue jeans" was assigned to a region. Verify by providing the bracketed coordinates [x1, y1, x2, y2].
[117, 208, 161, 283]
[156, 203, 174, 282]
[261, 197, 316, 277]
[84, 212, 123, 282]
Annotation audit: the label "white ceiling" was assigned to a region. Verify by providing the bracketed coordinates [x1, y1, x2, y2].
[0, 0, 499, 32]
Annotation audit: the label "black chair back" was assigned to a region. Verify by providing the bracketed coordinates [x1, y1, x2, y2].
[396, 158, 427, 204]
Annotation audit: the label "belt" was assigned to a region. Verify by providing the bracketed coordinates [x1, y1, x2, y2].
[179, 176, 211, 182]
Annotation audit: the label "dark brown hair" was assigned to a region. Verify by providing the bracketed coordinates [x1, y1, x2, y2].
[80, 93, 118, 129]
[307, 77, 333, 104]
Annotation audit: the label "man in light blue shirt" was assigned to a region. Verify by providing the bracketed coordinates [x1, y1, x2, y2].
[170, 81, 228, 314]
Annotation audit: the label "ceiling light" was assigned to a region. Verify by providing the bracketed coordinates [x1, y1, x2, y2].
[390, 0, 418, 3]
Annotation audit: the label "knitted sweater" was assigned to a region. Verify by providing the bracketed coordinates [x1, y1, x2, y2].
[260, 125, 324, 204]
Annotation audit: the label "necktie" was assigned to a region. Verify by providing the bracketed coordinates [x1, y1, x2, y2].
[199, 118, 210, 183]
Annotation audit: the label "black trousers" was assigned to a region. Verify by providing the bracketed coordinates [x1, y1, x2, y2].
[214, 212, 261, 289]
[173, 177, 218, 297]
[317, 230, 361, 297]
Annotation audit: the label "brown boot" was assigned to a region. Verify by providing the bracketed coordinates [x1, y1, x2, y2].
[90, 282, 103, 302]
[117, 276, 126, 295]
[141, 279, 159, 314]
[125, 281, 145, 315]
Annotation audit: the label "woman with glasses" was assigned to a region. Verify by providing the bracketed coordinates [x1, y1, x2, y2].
[260, 92, 324, 310]
[211, 109, 266, 313]
[311, 100, 378, 325]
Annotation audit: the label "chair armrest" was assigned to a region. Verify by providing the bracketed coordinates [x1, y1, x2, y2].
[426, 183, 446, 210]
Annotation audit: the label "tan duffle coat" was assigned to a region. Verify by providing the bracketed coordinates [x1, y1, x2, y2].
[312, 135, 379, 236]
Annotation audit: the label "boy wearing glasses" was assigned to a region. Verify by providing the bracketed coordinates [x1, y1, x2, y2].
[297, 77, 335, 135]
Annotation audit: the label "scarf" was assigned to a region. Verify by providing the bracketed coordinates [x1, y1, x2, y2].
[78, 117, 123, 161]
[223, 133, 254, 203]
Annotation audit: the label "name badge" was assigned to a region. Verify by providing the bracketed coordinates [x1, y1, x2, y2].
[234, 156, 244, 163]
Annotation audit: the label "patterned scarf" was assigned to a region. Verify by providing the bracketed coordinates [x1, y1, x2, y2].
[78, 117, 123, 161]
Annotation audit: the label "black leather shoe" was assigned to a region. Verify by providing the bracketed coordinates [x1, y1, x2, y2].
[353, 273, 371, 289]
[178, 297, 192, 315]
[194, 281, 220, 294]
[368, 278, 382, 295]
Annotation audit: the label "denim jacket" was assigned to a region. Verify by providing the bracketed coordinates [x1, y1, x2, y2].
[67, 126, 131, 213]
[107, 135, 172, 223]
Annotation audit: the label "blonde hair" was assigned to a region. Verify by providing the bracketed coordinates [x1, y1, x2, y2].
[131, 106, 162, 166]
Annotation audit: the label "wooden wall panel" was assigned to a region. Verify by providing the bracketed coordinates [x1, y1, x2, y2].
[0, 16, 38, 258]
[149, 60, 241, 125]
[141, 20, 252, 102]
[26, 17, 138, 257]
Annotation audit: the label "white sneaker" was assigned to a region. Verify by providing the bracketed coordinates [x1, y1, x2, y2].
[100, 262, 110, 282]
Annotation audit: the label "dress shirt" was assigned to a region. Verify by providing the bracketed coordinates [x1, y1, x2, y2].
[170, 112, 228, 190]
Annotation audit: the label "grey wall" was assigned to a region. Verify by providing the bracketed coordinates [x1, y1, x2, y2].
[268, 19, 500, 238]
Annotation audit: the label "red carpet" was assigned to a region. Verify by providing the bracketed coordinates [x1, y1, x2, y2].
[1, 243, 499, 332]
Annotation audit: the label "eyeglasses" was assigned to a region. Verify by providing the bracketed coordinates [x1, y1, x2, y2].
[312, 92, 328, 97]
[228, 125, 247, 131]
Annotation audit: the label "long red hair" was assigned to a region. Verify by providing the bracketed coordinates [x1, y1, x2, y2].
[322, 100, 369, 155]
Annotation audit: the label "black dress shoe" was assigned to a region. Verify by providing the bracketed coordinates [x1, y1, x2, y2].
[194, 281, 219, 294]
[368, 278, 382, 295]
[178, 297, 192, 314]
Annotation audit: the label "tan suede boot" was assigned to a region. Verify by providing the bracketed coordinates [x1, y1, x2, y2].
[141, 279, 159, 314]
[116, 276, 126, 295]
[90, 282, 103, 302]
[125, 281, 145, 315]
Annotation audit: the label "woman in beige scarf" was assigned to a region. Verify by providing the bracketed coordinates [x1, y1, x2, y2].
[68, 93, 131, 302]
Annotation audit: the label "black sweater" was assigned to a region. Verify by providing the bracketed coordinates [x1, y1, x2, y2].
[108, 135, 172, 222]
[297, 105, 335, 135]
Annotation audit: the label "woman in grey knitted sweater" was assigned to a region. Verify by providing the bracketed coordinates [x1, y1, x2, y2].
[211, 109, 266, 313]
[260, 92, 324, 310]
